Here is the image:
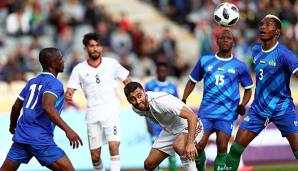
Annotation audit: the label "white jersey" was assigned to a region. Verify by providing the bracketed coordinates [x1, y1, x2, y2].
[67, 57, 129, 122]
[133, 91, 188, 134]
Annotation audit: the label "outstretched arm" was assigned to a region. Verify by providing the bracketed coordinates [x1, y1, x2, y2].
[9, 98, 23, 134]
[42, 93, 82, 148]
[182, 80, 196, 103]
[179, 106, 198, 160]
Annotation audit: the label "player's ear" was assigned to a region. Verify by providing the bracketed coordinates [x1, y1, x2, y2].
[275, 29, 281, 38]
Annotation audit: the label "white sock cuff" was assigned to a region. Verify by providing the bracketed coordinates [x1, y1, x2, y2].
[111, 155, 120, 161]
[181, 159, 196, 171]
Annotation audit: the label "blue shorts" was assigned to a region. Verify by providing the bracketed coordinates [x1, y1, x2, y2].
[7, 142, 66, 166]
[201, 118, 234, 135]
[240, 110, 298, 137]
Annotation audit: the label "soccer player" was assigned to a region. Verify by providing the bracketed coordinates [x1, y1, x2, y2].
[65, 33, 131, 171]
[0, 48, 82, 171]
[182, 29, 253, 171]
[145, 63, 178, 171]
[225, 14, 298, 171]
[124, 81, 203, 171]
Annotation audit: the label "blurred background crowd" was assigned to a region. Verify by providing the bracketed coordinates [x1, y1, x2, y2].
[0, 0, 298, 84]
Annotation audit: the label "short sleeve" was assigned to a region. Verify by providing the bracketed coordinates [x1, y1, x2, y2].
[153, 94, 185, 116]
[189, 57, 204, 83]
[239, 64, 254, 89]
[114, 60, 129, 81]
[18, 83, 29, 101]
[43, 80, 64, 99]
[281, 49, 298, 74]
[67, 65, 81, 89]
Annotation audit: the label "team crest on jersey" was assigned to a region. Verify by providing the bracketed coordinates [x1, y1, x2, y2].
[269, 59, 276, 66]
[244, 115, 250, 122]
[294, 121, 298, 127]
[207, 65, 213, 71]
[228, 68, 236, 74]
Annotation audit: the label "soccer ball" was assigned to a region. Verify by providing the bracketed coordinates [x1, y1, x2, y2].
[214, 2, 239, 27]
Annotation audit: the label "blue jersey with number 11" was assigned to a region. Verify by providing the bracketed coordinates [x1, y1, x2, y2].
[190, 54, 253, 121]
[250, 43, 298, 117]
[13, 72, 64, 145]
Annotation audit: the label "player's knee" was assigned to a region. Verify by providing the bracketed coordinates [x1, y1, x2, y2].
[196, 141, 206, 152]
[217, 142, 228, 153]
[109, 142, 120, 155]
[144, 158, 156, 170]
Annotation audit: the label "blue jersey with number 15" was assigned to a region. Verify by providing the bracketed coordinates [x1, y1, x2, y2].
[190, 54, 253, 121]
[13, 72, 64, 145]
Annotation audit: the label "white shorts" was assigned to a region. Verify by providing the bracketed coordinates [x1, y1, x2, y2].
[152, 120, 203, 156]
[87, 117, 121, 150]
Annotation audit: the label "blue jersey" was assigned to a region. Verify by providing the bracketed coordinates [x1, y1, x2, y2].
[250, 42, 298, 117]
[145, 79, 179, 136]
[190, 54, 253, 121]
[13, 72, 64, 145]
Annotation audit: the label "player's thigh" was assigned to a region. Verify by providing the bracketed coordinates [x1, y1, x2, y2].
[0, 159, 21, 171]
[46, 155, 74, 171]
[153, 130, 176, 156]
[30, 144, 66, 168]
[102, 116, 121, 143]
[145, 148, 169, 169]
[87, 122, 106, 150]
[108, 141, 120, 156]
[272, 112, 298, 137]
[173, 132, 187, 155]
[6, 142, 33, 166]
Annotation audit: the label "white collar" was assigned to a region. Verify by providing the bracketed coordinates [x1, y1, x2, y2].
[215, 53, 233, 61]
[262, 42, 279, 53]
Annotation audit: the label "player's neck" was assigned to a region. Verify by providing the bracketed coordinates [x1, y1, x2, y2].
[217, 51, 232, 58]
[262, 39, 278, 51]
[87, 57, 102, 68]
[43, 69, 57, 77]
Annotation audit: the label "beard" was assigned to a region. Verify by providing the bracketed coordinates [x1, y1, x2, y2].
[88, 52, 101, 60]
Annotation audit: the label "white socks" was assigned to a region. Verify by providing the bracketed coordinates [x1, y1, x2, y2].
[110, 155, 121, 171]
[181, 159, 197, 171]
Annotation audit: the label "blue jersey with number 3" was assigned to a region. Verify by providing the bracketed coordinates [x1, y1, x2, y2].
[13, 72, 64, 145]
[190, 54, 253, 121]
[250, 43, 298, 117]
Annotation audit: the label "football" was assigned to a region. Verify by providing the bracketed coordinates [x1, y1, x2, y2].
[214, 2, 239, 27]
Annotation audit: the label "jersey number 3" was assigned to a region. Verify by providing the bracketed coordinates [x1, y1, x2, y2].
[215, 74, 225, 85]
[25, 84, 43, 109]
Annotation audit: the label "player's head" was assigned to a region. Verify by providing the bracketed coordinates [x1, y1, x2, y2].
[259, 14, 281, 42]
[82, 33, 103, 60]
[39, 47, 64, 73]
[217, 28, 234, 53]
[156, 63, 168, 82]
[124, 82, 149, 111]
